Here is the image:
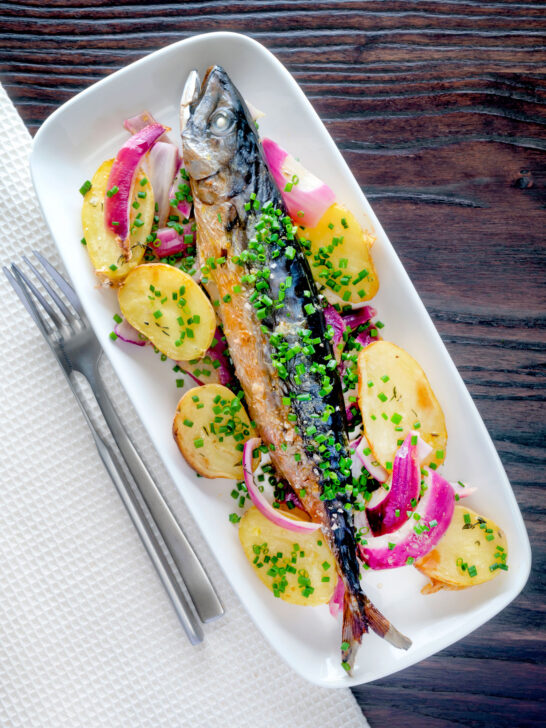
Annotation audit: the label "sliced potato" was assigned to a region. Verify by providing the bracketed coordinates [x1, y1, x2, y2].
[118, 263, 215, 360]
[173, 384, 254, 479]
[416, 505, 508, 593]
[81, 159, 154, 282]
[357, 341, 447, 470]
[298, 202, 378, 304]
[239, 506, 336, 606]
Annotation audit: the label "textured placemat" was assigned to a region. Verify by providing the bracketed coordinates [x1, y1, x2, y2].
[0, 84, 367, 728]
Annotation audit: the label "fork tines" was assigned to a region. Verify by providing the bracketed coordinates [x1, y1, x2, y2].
[4, 252, 83, 337]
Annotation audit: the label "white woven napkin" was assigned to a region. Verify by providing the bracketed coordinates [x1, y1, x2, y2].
[0, 84, 367, 728]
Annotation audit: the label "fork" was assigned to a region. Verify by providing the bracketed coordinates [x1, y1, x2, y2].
[4, 252, 224, 629]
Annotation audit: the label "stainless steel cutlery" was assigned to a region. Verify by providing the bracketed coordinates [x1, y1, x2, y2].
[4, 253, 224, 643]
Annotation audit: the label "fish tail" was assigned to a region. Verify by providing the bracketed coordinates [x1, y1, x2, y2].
[365, 599, 412, 651]
[341, 590, 368, 672]
[341, 590, 412, 673]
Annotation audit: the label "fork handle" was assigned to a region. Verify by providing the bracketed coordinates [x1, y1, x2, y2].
[88, 363, 224, 623]
[90, 429, 204, 644]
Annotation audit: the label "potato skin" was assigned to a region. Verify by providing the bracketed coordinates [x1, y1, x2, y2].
[173, 384, 254, 479]
[238, 506, 336, 606]
[415, 505, 508, 592]
[298, 202, 378, 304]
[118, 263, 215, 360]
[81, 159, 154, 282]
[357, 341, 447, 470]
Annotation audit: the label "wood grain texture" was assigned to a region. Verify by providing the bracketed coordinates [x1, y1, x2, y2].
[1, 2, 544, 726]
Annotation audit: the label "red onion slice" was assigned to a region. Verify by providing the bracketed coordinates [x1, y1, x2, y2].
[123, 113, 181, 227]
[284, 489, 304, 511]
[207, 328, 234, 387]
[243, 438, 320, 534]
[104, 122, 165, 255]
[153, 224, 195, 257]
[450, 480, 475, 499]
[342, 306, 377, 332]
[262, 138, 336, 227]
[123, 111, 172, 143]
[354, 435, 388, 483]
[415, 436, 433, 463]
[323, 305, 348, 353]
[345, 403, 358, 425]
[114, 318, 147, 346]
[169, 166, 193, 220]
[354, 329, 374, 350]
[144, 141, 180, 228]
[177, 328, 233, 388]
[366, 432, 426, 536]
[329, 576, 345, 618]
[181, 369, 205, 387]
[359, 470, 456, 569]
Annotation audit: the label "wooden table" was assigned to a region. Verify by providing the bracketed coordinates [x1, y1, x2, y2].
[2, 2, 544, 726]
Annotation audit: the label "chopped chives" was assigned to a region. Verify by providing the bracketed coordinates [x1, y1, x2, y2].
[79, 180, 92, 196]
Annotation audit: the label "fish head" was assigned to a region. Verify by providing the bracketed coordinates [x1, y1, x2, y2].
[182, 66, 255, 204]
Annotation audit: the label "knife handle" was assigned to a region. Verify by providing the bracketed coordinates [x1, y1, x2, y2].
[87, 362, 224, 624]
[90, 428, 204, 644]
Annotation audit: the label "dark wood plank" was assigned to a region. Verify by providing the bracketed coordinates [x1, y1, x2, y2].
[1, 3, 544, 726]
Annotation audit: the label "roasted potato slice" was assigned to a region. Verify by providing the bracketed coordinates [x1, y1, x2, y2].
[173, 384, 254, 479]
[239, 506, 336, 606]
[415, 505, 508, 593]
[81, 159, 154, 282]
[298, 202, 378, 304]
[357, 341, 447, 470]
[118, 263, 215, 360]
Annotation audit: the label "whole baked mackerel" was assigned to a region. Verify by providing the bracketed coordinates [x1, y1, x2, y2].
[182, 65, 410, 670]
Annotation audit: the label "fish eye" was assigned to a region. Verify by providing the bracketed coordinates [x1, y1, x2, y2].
[209, 109, 235, 135]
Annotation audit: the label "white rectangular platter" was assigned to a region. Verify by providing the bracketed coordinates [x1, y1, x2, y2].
[30, 31, 531, 687]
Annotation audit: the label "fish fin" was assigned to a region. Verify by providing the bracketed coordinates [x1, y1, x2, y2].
[341, 592, 412, 673]
[365, 599, 412, 650]
[341, 591, 368, 673]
